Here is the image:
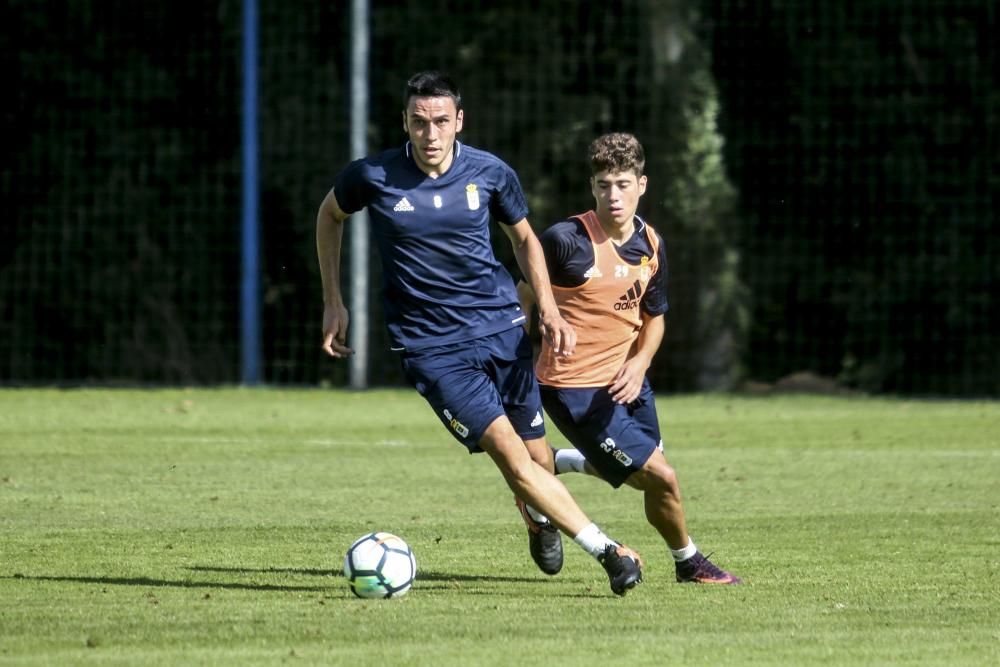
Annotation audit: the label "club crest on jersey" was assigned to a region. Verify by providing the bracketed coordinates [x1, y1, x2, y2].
[465, 183, 480, 210]
[639, 255, 651, 281]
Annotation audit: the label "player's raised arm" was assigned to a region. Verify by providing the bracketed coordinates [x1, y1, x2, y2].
[316, 187, 354, 358]
[502, 218, 576, 356]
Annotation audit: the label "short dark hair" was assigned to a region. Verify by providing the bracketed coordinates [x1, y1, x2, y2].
[404, 71, 462, 111]
[588, 132, 645, 177]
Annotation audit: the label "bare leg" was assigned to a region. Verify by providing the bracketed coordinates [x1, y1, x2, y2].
[552, 446, 687, 547]
[479, 416, 589, 536]
[552, 445, 738, 583]
[624, 449, 689, 550]
[521, 437, 556, 519]
[523, 436, 554, 473]
[485, 418, 646, 593]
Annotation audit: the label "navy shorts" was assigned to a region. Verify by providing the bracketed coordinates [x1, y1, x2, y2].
[540, 378, 662, 488]
[398, 327, 545, 452]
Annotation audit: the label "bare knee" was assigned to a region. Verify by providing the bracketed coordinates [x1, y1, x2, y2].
[479, 417, 534, 486]
[630, 454, 681, 500]
[657, 464, 680, 498]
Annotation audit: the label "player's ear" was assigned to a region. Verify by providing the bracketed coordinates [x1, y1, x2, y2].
[401, 110, 408, 134]
[455, 109, 464, 133]
[638, 174, 648, 195]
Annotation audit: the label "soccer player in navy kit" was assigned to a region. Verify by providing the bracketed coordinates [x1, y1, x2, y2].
[316, 72, 643, 595]
[518, 132, 741, 584]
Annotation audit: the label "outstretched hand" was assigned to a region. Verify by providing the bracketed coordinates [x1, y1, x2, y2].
[538, 310, 576, 357]
[321, 303, 354, 358]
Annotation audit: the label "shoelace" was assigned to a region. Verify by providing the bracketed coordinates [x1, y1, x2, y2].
[685, 552, 728, 579]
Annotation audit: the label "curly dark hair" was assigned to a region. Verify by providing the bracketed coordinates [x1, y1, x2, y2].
[588, 132, 645, 177]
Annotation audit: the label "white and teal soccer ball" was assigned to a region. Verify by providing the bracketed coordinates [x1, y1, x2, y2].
[343, 532, 417, 599]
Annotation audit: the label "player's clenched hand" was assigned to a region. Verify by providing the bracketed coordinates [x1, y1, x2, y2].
[539, 310, 576, 357]
[608, 358, 646, 404]
[321, 303, 354, 358]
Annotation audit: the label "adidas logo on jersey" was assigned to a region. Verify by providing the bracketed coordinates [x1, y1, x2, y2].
[613, 279, 643, 311]
[583, 266, 603, 279]
[393, 197, 414, 212]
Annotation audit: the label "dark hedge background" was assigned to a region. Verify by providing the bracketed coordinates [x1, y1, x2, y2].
[1, 1, 996, 395]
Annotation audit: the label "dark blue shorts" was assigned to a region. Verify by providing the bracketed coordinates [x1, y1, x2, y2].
[398, 327, 545, 452]
[540, 378, 662, 488]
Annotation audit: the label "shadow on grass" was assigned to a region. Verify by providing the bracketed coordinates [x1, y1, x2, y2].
[415, 572, 611, 598]
[187, 566, 340, 577]
[5, 569, 601, 597]
[187, 566, 541, 584]
[401, 570, 542, 584]
[3, 573, 324, 592]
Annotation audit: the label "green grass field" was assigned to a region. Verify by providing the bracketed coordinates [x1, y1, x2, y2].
[1, 388, 997, 666]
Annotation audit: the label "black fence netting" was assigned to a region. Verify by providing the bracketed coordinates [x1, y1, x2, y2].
[1, 0, 996, 395]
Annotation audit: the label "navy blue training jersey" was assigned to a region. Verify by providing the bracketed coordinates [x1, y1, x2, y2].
[334, 142, 530, 351]
[539, 215, 669, 316]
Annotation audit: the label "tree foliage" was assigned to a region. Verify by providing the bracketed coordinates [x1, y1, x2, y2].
[1, 0, 993, 396]
[708, 0, 997, 394]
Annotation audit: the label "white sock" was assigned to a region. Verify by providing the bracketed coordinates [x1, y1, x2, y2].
[573, 523, 617, 559]
[524, 503, 549, 525]
[670, 538, 698, 562]
[554, 448, 586, 474]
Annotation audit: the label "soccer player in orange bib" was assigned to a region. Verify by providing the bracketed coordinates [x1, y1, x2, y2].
[517, 132, 741, 584]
